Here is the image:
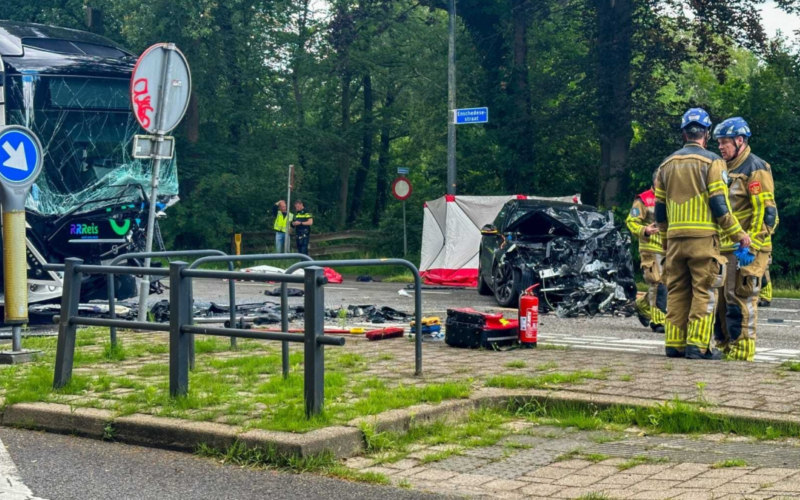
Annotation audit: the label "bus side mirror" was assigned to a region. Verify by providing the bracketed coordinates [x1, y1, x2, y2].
[480, 224, 498, 235]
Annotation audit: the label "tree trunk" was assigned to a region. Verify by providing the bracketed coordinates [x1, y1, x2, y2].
[338, 72, 353, 229]
[595, 0, 634, 207]
[184, 93, 200, 144]
[349, 73, 374, 224]
[504, 0, 534, 192]
[373, 85, 396, 226]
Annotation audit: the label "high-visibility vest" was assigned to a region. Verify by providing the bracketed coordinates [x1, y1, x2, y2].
[273, 211, 293, 233]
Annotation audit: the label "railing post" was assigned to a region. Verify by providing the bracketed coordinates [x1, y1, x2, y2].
[304, 266, 325, 418]
[169, 261, 191, 397]
[281, 281, 289, 378]
[54, 258, 83, 389]
[107, 266, 117, 346]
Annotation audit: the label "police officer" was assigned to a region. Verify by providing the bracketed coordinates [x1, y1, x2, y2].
[655, 108, 750, 360]
[713, 117, 778, 361]
[626, 172, 666, 333]
[292, 200, 314, 255]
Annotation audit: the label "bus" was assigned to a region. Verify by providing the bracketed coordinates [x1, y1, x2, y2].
[0, 21, 179, 306]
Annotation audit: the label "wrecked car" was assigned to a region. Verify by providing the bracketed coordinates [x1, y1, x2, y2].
[477, 199, 637, 317]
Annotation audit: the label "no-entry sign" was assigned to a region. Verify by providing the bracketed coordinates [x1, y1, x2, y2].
[392, 177, 412, 201]
[131, 43, 192, 134]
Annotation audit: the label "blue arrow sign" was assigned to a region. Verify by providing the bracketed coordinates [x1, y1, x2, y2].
[0, 128, 42, 185]
[453, 107, 489, 125]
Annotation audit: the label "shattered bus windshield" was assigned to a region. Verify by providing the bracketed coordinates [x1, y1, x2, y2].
[5, 74, 178, 215]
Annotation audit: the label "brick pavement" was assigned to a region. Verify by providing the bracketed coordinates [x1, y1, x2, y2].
[346, 422, 800, 499]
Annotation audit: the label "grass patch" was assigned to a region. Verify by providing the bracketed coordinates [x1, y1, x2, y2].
[504, 360, 527, 369]
[575, 494, 613, 500]
[382, 271, 415, 283]
[197, 440, 336, 473]
[377, 353, 394, 361]
[510, 398, 800, 440]
[781, 361, 800, 372]
[538, 343, 569, 351]
[773, 287, 800, 299]
[536, 361, 558, 371]
[555, 449, 584, 462]
[419, 449, 461, 464]
[617, 455, 669, 471]
[486, 370, 608, 390]
[619, 375, 633, 382]
[397, 479, 412, 489]
[712, 459, 747, 468]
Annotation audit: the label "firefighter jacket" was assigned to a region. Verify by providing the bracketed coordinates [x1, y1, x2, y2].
[719, 146, 778, 254]
[654, 142, 744, 242]
[626, 189, 664, 254]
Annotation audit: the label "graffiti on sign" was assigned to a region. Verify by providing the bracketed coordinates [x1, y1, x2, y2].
[132, 79, 154, 129]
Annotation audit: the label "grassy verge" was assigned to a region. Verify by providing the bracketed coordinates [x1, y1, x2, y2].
[0, 328, 471, 433]
[196, 441, 390, 485]
[486, 370, 607, 390]
[510, 398, 800, 439]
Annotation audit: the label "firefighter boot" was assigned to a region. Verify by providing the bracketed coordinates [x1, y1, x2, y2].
[665, 236, 724, 359]
[642, 252, 666, 332]
[635, 294, 652, 328]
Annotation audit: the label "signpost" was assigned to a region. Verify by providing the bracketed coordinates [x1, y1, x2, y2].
[284, 164, 294, 253]
[392, 176, 412, 257]
[131, 43, 191, 321]
[0, 125, 43, 363]
[453, 107, 489, 125]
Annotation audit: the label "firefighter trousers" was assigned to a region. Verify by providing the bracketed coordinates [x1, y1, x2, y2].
[759, 255, 773, 303]
[641, 252, 667, 326]
[664, 236, 725, 359]
[715, 251, 770, 361]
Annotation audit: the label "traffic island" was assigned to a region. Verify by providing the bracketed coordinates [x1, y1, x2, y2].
[4, 327, 800, 465]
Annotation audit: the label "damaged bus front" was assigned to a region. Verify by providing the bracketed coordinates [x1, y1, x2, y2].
[0, 21, 178, 306]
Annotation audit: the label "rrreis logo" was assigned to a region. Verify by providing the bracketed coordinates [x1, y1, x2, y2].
[70, 223, 99, 237]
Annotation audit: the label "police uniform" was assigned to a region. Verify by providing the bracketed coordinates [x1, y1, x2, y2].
[715, 147, 778, 361]
[655, 142, 745, 359]
[626, 188, 666, 330]
[294, 207, 313, 255]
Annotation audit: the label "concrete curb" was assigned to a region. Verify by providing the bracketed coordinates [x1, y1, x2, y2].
[4, 388, 800, 461]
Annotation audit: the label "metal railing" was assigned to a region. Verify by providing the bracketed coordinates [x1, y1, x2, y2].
[188, 253, 313, 374]
[52, 257, 344, 417]
[285, 258, 424, 376]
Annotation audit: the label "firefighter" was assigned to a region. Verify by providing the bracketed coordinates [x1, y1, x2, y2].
[655, 108, 750, 360]
[713, 117, 778, 361]
[626, 171, 666, 333]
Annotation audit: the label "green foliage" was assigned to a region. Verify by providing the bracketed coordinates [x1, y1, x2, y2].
[712, 459, 748, 469]
[486, 371, 608, 389]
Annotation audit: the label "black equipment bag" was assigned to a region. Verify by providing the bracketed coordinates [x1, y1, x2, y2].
[445, 308, 518, 349]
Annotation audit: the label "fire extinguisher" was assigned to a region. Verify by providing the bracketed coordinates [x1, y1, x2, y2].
[519, 285, 539, 348]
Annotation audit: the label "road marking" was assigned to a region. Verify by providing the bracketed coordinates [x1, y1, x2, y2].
[0, 437, 46, 499]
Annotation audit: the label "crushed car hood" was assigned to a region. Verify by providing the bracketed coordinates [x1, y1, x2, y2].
[502, 204, 636, 317]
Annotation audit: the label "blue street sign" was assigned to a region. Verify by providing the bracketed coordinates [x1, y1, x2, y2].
[453, 107, 489, 125]
[397, 167, 410, 175]
[0, 127, 42, 185]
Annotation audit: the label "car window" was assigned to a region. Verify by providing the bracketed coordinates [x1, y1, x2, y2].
[494, 207, 507, 230]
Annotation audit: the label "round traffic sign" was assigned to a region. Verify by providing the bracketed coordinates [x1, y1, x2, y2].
[0, 125, 43, 187]
[392, 177, 412, 201]
[131, 43, 192, 134]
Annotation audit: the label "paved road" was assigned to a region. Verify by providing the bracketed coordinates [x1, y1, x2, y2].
[190, 279, 800, 363]
[0, 427, 445, 500]
[4, 279, 799, 363]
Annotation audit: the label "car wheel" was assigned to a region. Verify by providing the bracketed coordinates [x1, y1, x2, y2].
[477, 254, 493, 296]
[493, 260, 520, 308]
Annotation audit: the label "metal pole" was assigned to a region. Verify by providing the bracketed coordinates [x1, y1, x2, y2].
[403, 200, 407, 257]
[304, 267, 325, 417]
[169, 261, 190, 397]
[284, 165, 293, 254]
[137, 45, 177, 322]
[53, 258, 83, 389]
[447, 0, 457, 196]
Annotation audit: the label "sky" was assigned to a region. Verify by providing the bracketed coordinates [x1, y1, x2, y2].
[761, 0, 800, 38]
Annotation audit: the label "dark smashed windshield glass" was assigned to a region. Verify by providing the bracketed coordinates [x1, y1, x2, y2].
[5, 74, 178, 215]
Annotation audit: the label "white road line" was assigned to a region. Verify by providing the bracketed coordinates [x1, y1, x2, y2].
[0, 437, 46, 499]
[608, 339, 665, 346]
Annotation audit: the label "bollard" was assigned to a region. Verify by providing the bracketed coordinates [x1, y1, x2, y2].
[304, 267, 325, 418]
[53, 258, 83, 388]
[169, 262, 191, 397]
